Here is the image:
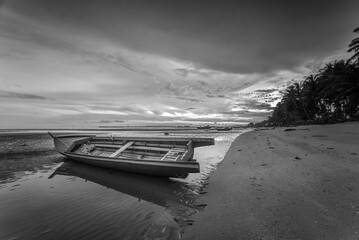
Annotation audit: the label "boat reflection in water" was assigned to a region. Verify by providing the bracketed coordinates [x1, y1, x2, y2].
[49, 161, 201, 238]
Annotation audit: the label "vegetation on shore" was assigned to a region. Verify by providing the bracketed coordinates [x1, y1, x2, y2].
[251, 27, 359, 127]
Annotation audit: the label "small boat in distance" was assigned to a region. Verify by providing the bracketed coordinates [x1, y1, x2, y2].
[196, 125, 211, 130]
[215, 126, 233, 131]
[48, 132, 215, 177]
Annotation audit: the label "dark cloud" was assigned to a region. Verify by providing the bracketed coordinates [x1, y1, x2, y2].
[96, 119, 125, 123]
[86, 104, 145, 115]
[254, 88, 277, 94]
[0, 16, 77, 53]
[234, 99, 275, 112]
[176, 96, 203, 102]
[173, 67, 209, 77]
[173, 68, 189, 77]
[221, 110, 272, 120]
[0, 90, 48, 100]
[161, 82, 204, 102]
[206, 94, 226, 98]
[6, 0, 359, 73]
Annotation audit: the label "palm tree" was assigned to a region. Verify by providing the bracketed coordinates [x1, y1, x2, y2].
[348, 27, 359, 64]
[281, 83, 304, 123]
[317, 60, 358, 120]
[301, 74, 320, 119]
[334, 63, 359, 118]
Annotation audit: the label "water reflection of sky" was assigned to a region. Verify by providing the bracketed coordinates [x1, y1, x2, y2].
[0, 130, 247, 239]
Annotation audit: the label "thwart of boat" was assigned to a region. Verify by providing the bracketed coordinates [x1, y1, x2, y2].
[48, 132, 215, 177]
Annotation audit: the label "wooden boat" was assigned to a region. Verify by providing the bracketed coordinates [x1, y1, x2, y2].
[48, 132, 215, 177]
[196, 125, 211, 130]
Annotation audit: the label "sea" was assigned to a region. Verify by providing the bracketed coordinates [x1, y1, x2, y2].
[0, 129, 248, 240]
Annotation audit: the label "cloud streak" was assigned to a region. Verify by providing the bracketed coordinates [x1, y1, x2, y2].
[0, 90, 48, 100]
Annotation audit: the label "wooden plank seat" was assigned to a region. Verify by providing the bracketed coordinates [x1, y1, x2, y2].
[109, 153, 162, 161]
[109, 141, 134, 157]
[93, 146, 165, 158]
[93, 143, 172, 152]
[85, 142, 187, 161]
[90, 140, 186, 149]
[161, 148, 186, 161]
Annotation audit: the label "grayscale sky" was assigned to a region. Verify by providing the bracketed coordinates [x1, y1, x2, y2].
[0, 0, 358, 128]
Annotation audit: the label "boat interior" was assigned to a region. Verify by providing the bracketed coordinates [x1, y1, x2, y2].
[69, 137, 192, 162]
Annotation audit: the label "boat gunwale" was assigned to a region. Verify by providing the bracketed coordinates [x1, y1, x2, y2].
[63, 151, 198, 166]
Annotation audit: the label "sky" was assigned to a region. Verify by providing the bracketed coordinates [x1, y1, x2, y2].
[0, 0, 358, 128]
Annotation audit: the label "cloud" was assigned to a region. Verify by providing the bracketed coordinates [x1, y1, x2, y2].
[176, 96, 203, 102]
[3, 0, 359, 75]
[253, 88, 277, 94]
[232, 99, 274, 112]
[0, 90, 48, 100]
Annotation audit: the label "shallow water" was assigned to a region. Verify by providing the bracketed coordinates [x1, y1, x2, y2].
[0, 129, 247, 239]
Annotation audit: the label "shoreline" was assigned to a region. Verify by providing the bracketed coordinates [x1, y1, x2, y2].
[183, 122, 359, 239]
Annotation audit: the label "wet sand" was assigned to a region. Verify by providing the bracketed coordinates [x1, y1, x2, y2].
[184, 122, 359, 240]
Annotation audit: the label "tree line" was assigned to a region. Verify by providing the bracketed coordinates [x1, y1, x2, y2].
[252, 27, 359, 127]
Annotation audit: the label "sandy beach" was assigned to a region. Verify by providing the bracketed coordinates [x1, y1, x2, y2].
[184, 122, 359, 240]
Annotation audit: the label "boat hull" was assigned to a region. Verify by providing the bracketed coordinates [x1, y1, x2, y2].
[64, 152, 199, 177]
[49, 133, 213, 177]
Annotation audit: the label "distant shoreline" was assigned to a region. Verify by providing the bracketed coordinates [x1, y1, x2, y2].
[0, 127, 247, 134]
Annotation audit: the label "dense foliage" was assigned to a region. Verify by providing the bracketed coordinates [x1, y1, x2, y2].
[254, 28, 359, 127]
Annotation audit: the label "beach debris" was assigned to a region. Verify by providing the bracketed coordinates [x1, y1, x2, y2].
[294, 156, 301, 160]
[238, 149, 242, 151]
[195, 203, 207, 207]
[284, 128, 297, 131]
[77, 143, 95, 155]
[41, 229, 51, 235]
[327, 147, 334, 150]
[261, 163, 268, 166]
